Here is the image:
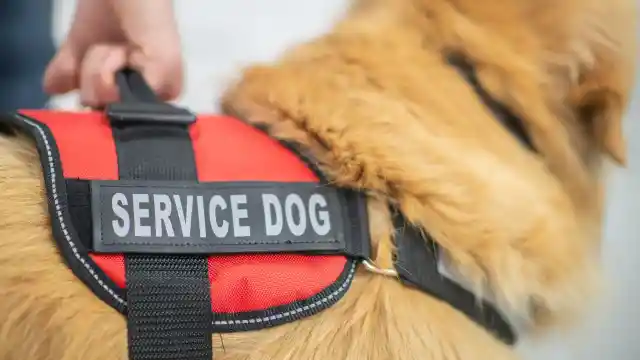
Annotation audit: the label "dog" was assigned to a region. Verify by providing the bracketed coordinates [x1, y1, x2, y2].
[0, 0, 636, 359]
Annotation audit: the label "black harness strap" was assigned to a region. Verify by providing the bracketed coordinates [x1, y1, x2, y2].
[108, 70, 213, 360]
[446, 54, 534, 151]
[392, 211, 516, 345]
[390, 55, 530, 345]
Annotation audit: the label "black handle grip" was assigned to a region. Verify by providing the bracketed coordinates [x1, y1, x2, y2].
[106, 68, 195, 125]
[114, 68, 160, 104]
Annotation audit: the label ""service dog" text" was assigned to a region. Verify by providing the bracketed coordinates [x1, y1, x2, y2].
[110, 191, 333, 240]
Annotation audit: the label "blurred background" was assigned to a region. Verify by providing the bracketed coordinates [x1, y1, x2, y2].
[3, 1, 639, 359]
[0, 0, 55, 111]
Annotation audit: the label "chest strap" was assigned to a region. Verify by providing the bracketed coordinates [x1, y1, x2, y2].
[392, 210, 516, 345]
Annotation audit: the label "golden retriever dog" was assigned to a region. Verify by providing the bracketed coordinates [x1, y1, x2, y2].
[0, 0, 636, 359]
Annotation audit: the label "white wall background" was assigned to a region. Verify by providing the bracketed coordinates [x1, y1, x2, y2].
[51, 1, 640, 359]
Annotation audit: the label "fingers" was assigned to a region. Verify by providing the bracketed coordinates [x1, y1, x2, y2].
[78, 44, 128, 108]
[43, 0, 123, 96]
[43, 42, 80, 95]
[127, 48, 183, 102]
[77, 43, 183, 108]
[46, 40, 182, 107]
[44, 0, 183, 105]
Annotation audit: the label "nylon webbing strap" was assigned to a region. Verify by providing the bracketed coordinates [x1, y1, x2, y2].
[125, 255, 211, 360]
[391, 210, 516, 345]
[112, 121, 213, 358]
[446, 54, 534, 151]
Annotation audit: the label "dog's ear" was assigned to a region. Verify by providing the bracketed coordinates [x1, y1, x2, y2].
[569, 0, 636, 166]
[572, 84, 628, 166]
[572, 40, 636, 166]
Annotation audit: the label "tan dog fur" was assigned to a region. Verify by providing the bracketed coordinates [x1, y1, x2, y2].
[0, 0, 636, 359]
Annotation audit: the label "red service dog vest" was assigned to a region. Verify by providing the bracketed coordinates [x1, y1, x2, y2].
[2, 88, 370, 359]
[8, 107, 369, 319]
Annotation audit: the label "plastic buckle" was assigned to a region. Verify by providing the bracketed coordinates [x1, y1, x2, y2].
[106, 102, 196, 125]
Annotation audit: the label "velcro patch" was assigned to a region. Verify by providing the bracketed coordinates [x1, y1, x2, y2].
[91, 180, 347, 254]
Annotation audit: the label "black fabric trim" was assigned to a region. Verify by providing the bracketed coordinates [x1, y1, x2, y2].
[338, 189, 371, 261]
[4, 113, 128, 310]
[112, 124, 198, 180]
[1, 112, 357, 334]
[66, 179, 93, 253]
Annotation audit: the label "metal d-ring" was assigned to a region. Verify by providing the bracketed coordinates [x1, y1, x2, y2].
[361, 259, 399, 278]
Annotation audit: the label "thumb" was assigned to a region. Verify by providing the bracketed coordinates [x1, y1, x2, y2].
[127, 49, 183, 102]
[111, 0, 183, 100]
[43, 42, 81, 95]
[44, 0, 124, 96]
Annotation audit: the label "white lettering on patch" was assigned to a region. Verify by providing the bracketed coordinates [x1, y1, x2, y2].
[174, 195, 193, 237]
[153, 194, 174, 237]
[196, 195, 206, 238]
[309, 193, 331, 236]
[230, 194, 250, 237]
[262, 194, 283, 236]
[132, 193, 151, 237]
[109, 190, 335, 241]
[208, 195, 228, 238]
[285, 194, 306, 236]
[111, 192, 130, 237]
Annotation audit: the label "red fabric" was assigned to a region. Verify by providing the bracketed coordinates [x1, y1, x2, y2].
[20, 110, 347, 313]
[19, 110, 119, 180]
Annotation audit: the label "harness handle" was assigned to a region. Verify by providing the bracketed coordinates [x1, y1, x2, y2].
[106, 68, 195, 125]
[114, 68, 161, 104]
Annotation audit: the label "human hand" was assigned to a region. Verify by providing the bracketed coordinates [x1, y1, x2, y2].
[43, 0, 183, 107]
